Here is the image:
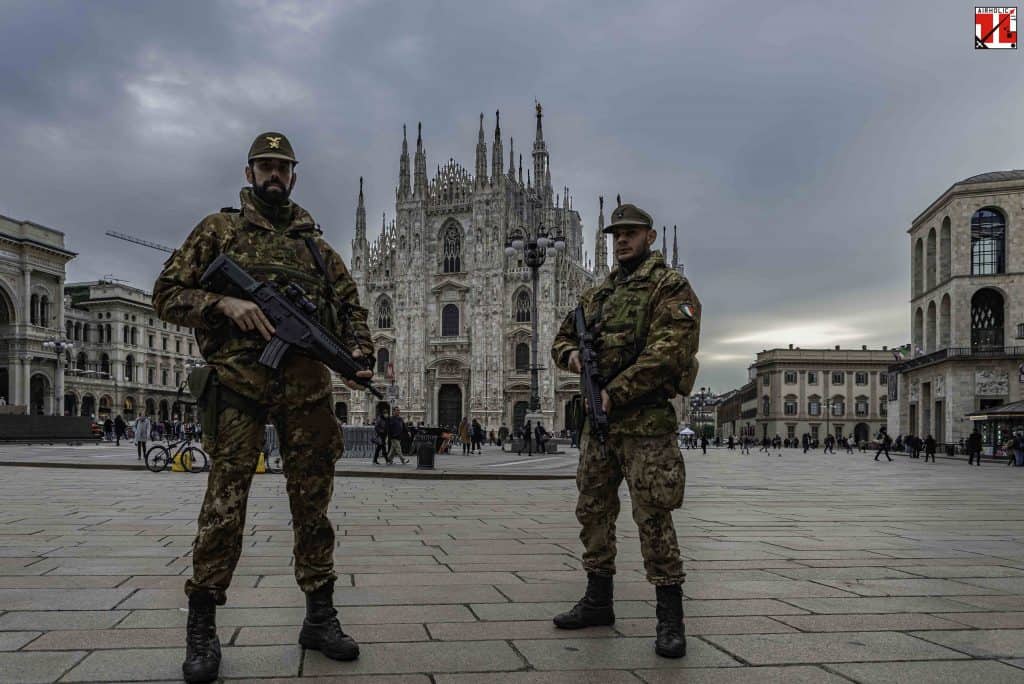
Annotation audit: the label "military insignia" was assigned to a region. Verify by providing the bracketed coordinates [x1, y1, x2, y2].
[265, 136, 282, 149]
[679, 303, 695, 319]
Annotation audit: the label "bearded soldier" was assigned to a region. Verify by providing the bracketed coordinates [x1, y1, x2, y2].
[550, 199, 701, 658]
[153, 133, 374, 682]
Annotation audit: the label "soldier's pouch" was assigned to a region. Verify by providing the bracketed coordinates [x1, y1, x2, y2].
[188, 366, 221, 443]
[628, 434, 685, 510]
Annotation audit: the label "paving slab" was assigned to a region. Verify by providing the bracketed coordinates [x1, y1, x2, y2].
[910, 629, 1024, 658]
[512, 636, 740, 670]
[0, 651, 87, 684]
[60, 645, 302, 681]
[302, 640, 524, 675]
[437, 673, 642, 684]
[772, 613, 968, 632]
[827, 660, 1024, 684]
[705, 631, 969, 665]
[635, 665, 848, 683]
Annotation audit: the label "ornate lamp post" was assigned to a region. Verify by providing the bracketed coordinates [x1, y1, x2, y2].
[42, 337, 73, 416]
[505, 226, 566, 429]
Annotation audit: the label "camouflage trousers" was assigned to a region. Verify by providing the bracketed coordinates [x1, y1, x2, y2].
[575, 429, 686, 586]
[185, 395, 342, 605]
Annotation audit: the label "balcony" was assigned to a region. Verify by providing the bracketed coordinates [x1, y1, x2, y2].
[890, 346, 1024, 373]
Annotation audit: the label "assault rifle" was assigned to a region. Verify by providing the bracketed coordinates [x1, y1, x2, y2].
[200, 254, 383, 399]
[574, 305, 609, 443]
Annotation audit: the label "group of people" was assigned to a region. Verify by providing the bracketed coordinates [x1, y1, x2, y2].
[371, 407, 409, 465]
[150, 132, 700, 682]
[98, 414, 200, 460]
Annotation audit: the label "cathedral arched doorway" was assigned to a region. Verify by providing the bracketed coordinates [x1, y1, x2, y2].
[30, 374, 49, 415]
[437, 384, 462, 429]
[854, 423, 870, 445]
[335, 402, 348, 423]
[513, 401, 529, 429]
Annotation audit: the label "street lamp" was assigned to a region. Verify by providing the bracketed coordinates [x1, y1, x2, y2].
[42, 336, 73, 416]
[505, 225, 566, 429]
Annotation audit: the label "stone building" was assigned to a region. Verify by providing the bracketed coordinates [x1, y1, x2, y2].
[338, 104, 689, 430]
[715, 381, 758, 440]
[888, 170, 1024, 446]
[751, 345, 892, 444]
[0, 213, 75, 414]
[62, 281, 199, 421]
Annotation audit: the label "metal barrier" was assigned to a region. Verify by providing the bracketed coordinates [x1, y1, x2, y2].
[341, 426, 376, 459]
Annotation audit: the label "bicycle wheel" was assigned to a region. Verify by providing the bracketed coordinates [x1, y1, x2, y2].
[183, 446, 208, 474]
[265, 452, 283, 474]
[145, 444, 171, 473]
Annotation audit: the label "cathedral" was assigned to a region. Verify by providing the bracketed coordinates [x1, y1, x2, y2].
[336, 104, 684, 432]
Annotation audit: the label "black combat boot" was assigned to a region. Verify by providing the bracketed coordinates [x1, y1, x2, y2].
[553, 573, 615, 629]
[654, 584, 686, 658]
[182, 592, 221, 683]
[299, 582, 360, 661]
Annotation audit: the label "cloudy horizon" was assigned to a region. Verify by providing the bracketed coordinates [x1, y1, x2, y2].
[2, 1, 1019, 393]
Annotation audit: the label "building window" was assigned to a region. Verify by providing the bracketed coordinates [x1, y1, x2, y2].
[879, 373, 887, 385]
[831, 371, 844, 385]
[377, 298, 393, 329]
[441, 304, 459, 337]
[807, 371, 817, 384]
[855, 372, 868, 385]
[83, 323, 90, 342]
[515, 342, 530, 371]
[831, 399, 845, 416]
[76, 352, 87, 370]
[971, 208, 1006, 275]
[514, 290, 531, 323]
[148, 367, 155, 385]
[175, 339, 181, 354]
[442, 224, 461, 273]
[125, 356, 134, 382]
[784, 371, 797, 384]
[762, 397, 770, 416]
[855, 399, 869, 417]
[175, 371, 182, 387]
[377, 347, 390, 374]
[879, 399, 888, 417]
[188, 342, 193, 355]
[162, 337, 168, 351]
[100, 354, 110, 375]
[784, 399, 797, 415]
[808, 400, 821, 416]
[762, 374, 770, 386]
[161, 369, 168, 386]
[971, 288, 1005, 349]
[810, 425, 819, 439]
[30, 294, 38, 325]
[148, 335, 154, 348]
[787, 424, 796, 439]
[834, 425, 844, 438]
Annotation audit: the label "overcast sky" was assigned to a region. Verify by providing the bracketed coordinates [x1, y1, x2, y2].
[2, 1, 1020, 392]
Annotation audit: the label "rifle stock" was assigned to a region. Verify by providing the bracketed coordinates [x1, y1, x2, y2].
[574, 305, 609, 442]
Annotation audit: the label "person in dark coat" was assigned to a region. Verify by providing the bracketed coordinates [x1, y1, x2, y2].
[372, 411, 388, 465]
[802, 433, 809, 453]
[875, 431, 892, 461]
[534, 422, 548, 453]
[966, 429, 983, 466]
[114, 415, 126, 446]
[923, 435, 937, 463]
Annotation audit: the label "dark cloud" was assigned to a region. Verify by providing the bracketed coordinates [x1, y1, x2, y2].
[1, 0, 1018, 392]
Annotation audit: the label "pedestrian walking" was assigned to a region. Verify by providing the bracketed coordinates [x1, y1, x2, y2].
[386, 408, 408, 464]
[823, 435, 835, 454]
[535, 422, 548, 453]
[103, 417, 114, 442]
[498, 423, 509, 448]
[802, 433, 810, 453]
[471, 418, 484, 454]
[875, 431, 892, 461]
[844, 436, 854, 454]
[458, 416, 471, 455]
[700, 435, 707, 455]
[114, 414, 126, 446]
[923, 434, 937, 463]
[966, 429, 983, 466]
[133, 414, 152, 460]
[550, 201, 698, 658]
[759, 436, 770, 453]
[740, 436, 751, 455]
[153, 131, 370, 680]
[372, 410, 388, 465]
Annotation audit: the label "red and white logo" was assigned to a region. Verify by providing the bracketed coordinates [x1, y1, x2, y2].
[976, 7, 1017, 49]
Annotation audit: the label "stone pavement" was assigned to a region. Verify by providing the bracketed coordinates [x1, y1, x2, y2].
[2, 448, 1024, 682]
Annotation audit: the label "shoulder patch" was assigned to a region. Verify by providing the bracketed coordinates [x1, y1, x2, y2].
[679, 303, 696, 319]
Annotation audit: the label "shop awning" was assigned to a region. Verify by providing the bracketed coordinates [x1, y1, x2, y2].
[966, 399, 1024, 422]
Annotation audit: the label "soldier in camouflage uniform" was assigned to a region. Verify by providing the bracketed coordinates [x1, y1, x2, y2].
[153, 133, 374, 683]
[550, 200, 701, 659]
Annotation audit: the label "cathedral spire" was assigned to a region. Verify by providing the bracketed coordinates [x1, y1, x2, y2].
[491, 110, 503, 183]
[475, 112, 488, 188]
[594, 195, 609, 278]
[518, 154, 523, 185]
[533, 101, 548, 200]
[672, 224, 679, 268]
[398, 124, 411, 200]
[356, 176, 366, 242]
[414, 121, 427, 199]
[508, 137, 515, 178]
[661, 227, 667, 257]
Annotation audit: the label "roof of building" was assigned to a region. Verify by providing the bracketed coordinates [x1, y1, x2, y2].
[958, 170, 1024, 185]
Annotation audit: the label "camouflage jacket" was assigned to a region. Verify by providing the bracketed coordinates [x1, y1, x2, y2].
[551, 251, 701, 435]
[152, 188, 373, 404]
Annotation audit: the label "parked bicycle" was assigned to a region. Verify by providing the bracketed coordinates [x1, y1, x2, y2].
[145, 435, 209, 474]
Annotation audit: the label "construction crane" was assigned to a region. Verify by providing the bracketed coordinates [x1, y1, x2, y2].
[105, 230, 175, 254]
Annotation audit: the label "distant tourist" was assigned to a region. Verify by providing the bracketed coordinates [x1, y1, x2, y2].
[966, 429, 983, 466]
[133, 414, 152, 460]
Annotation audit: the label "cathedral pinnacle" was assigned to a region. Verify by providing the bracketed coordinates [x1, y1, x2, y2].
[475, 112, 488, 188]
[398, 125, 411, 199]
[672, 224, 679, 268]
[594, 195, 609, 278]
[492, 110, 503, 183]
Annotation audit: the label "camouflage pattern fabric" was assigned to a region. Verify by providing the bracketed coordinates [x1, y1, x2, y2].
[185, 396, 342, 604]
[551, 251, 701, 435]
[576, 429, 686, 585]
[152, 187, 373, 404]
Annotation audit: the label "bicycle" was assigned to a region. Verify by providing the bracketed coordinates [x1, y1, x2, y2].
[145, 435, 208, 474]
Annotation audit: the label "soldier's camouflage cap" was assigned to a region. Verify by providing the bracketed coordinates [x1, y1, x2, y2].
[248, 132, 298, 164]
[603, 201, 653, 233]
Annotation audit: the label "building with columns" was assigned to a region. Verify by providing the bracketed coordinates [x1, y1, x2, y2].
[751, 345, 892, 444]
[888, 170, 1024, 448]
[0, 213, 74, 414]
[338, 104, 688, 430]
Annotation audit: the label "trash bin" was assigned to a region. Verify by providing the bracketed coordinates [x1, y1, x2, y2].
[945, 443, 955, 456]
[411, 427, 442, 470]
